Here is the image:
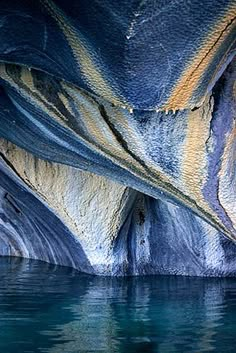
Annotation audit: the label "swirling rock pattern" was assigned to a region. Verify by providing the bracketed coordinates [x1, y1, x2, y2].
[0, 0, 235, 276]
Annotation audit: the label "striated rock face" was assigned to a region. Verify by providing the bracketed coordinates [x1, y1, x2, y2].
[1, 139, 236, 276]
[0, 0, 235, 276]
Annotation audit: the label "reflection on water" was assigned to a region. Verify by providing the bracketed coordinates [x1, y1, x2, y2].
[0, 257, 235, 353]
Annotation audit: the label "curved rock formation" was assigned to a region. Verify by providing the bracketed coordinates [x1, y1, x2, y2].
[0, 0, 235, 276]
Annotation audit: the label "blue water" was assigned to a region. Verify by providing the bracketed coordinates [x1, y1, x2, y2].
[0, 258, 236, 353]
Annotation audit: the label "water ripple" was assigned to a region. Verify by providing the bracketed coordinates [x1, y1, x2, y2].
[0, 257, 236, 353]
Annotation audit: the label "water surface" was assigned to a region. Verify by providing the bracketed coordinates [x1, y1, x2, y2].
[0, 257, 236, 353]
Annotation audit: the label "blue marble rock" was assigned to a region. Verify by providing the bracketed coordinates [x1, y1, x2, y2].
[0, 0, 235, 276]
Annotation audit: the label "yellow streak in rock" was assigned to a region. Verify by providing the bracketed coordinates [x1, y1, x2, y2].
[40, 0, 126, 108]
[58, 93, 74, 116]
[162, 6, 236, 111]
[218, 120, 236, 229]
[181, 95, 222, 223]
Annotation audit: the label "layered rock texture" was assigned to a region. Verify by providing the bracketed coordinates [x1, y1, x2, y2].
[0, 0, 235, 276]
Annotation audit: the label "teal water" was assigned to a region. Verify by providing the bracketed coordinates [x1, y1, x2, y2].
[0, 258, 236, 353]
